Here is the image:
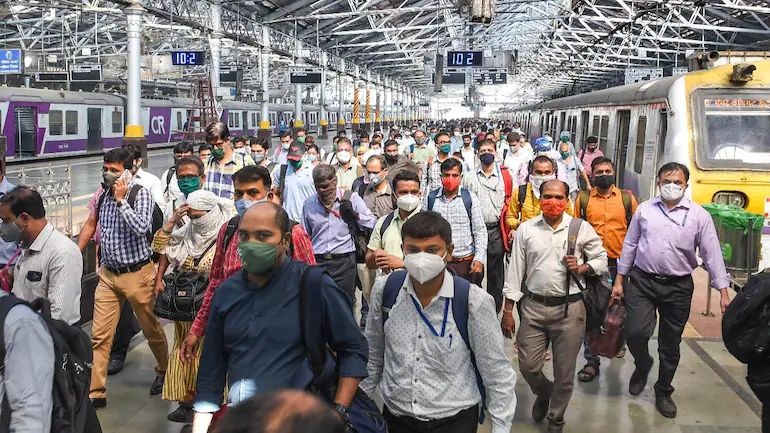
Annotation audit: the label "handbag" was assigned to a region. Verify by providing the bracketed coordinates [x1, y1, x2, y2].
[587, 297, 627, 357]
[566, 218, 613, 331]
[153, 240, 216, 322]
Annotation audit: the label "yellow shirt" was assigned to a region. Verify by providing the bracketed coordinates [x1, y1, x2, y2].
[506, 183, 574, 230]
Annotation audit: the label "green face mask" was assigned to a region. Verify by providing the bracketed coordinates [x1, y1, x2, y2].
[212, 147, 225, 161]
[237, 241, 279, 275]
[560, 151, 570, 159]
[297, 136, 306, 144]
[177, 176, 201, 195]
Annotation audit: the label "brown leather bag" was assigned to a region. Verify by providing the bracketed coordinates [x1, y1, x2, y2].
[587, 297, 627, 358]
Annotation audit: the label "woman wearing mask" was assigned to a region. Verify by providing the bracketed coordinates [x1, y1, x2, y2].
[152, 189, 229, 425]
[557, 140, 591, 202]
[304, 144, 321, 168]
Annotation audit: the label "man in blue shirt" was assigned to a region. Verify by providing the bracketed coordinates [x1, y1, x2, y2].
[193, 202, 368, 432]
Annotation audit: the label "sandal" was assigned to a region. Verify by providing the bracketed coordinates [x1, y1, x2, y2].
[577, 364, 599, 382]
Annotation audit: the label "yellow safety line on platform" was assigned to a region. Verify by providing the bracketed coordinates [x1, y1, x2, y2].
[682, 322, 702, 339]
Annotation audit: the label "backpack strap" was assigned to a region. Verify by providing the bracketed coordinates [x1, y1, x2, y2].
[382, 270, 408, 323]
[94, 188, 108, 225]
[298, 265, 332, 382]
[427, 188, 440, 211]
[460, 188, 473, 222]
[164, 168, 175, 194]
[450, 276, 487, 423]
[567, 217, 582, 257]
[380, 212, 396, 239]
[577, 190, 590, 219]
[357, 180, 368, 200]
[278, 164, 289, 205]
[517, 184, 527, 208]
[500, 167, 513, 201]
[621, 190, 633, 226]
[126, 184, 142, 208]
[222, 215, 241, 252]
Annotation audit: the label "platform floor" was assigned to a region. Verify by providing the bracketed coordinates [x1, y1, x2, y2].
[96, 308, 762, 433]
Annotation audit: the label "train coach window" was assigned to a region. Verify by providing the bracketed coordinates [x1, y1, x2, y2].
[599, 116, 610, 150]
[634, 116, 647, 173]
[591, 116, 600, 137]
[49, 110, 63, 135]
[65, 111, 78, 135]
[176, 112, 183, 131]
[112, 110, 123, 133]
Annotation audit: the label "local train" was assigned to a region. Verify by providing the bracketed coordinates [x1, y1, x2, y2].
[504, 58, 770, 225]
[0, 87, 360, 159]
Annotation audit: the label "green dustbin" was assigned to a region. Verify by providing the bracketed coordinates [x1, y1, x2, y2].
[703, 203, 763, 277]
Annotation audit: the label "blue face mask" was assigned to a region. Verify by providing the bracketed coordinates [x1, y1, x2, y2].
[235, 197, 268, 216]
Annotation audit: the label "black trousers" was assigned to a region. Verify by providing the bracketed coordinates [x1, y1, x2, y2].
[383, 405, 479, 433]
[316, 253, 357, 309]
[624, 266, 693, 396]
[110, 300, 141, 360]
[486, 226, 505, 313]
[748, 362, 770, 433]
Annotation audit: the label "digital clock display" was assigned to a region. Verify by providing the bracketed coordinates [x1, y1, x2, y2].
[447, 51, 483, 67]
[171, 51, 205, 66]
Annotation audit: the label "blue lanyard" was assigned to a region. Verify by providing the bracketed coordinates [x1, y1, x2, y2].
[410, 295, 450, 337]
[656, 202, 689, 227]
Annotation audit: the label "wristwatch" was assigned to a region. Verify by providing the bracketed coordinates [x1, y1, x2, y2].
[334, 404, 353, 432]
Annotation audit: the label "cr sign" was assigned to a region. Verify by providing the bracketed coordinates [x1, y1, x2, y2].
[151, 116, 166, 135]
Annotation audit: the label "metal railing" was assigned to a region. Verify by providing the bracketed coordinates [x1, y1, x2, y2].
[13, 163, 74, 236]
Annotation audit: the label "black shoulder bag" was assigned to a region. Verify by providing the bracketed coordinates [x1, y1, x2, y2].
[154, 240, 217, 322]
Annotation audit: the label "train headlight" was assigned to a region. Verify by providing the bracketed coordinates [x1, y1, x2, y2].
[731, 64, 756, 83]
[713, 191, 747, 208]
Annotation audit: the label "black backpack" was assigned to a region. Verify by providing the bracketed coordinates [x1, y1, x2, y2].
[164, 167, 175, 194]
[723, 272, 770, 364]
[97, 184, 164, 259]
[0, 296, 101, 433]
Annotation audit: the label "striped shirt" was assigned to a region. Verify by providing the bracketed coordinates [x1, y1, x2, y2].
[204, 153, 255, 199]
[420, 157, 445, 196]
[463, 165, 509, 225]
[97, 184, 153, 269]
[423, 188, 488, 264]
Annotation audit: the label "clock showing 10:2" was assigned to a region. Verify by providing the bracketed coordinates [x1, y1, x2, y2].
[447, 51, 483, 67]
[170, 51, 206, 66]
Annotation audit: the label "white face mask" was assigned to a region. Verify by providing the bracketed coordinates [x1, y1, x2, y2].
[282, 141, 291, 150]
[396, 194, 421, 212]
[235, 147, 248, 155]
[403, 251, 447, 284]
[660, 183, 685, 202]
[530, 174, 556, 198]
[337, 150, 352, 164]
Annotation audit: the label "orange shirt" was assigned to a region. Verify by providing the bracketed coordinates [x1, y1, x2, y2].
[575, 186, 638, 259]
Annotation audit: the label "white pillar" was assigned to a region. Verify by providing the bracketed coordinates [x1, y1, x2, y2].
[124, 3, 144, 139]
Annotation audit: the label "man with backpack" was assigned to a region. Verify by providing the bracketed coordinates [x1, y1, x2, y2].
[203, 122, 256, 200]
[362, 211, 517, 433]
[463, 139, 512, 313]
[181, 165, 316, 362]
[191, 202, 367, 433]
[502, 179, 607, 433]
[574, 157, 638, 382]
[424, 158, 487, 285]
[89, 148, 169, 408]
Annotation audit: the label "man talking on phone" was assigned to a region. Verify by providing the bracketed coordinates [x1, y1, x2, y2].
[88, 148, 169, 409]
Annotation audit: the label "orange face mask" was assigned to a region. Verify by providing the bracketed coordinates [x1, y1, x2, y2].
[540, 198, 567, 217]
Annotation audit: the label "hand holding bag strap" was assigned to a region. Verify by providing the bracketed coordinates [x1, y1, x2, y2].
[564, 217, 584, 318]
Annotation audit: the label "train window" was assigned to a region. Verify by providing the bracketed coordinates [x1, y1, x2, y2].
[49, 110, 63, 135]
[634, 116, 647, 174]
[599, 116, 610, 149]
[65, 111, 78, 135]
[112, 110, 123, 133]
[176, 112, 183, 131]
[252, 112, 257, 127]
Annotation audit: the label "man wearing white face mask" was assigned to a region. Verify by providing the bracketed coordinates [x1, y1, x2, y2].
[362, 211, 517, 433]
[613, 162, 730, 419]
[334, 138, 363, 190]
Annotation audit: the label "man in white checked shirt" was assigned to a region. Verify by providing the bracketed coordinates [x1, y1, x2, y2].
[3, 186, 82, 325]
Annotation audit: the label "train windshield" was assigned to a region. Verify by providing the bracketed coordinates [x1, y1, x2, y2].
[696, 90, 770, 169]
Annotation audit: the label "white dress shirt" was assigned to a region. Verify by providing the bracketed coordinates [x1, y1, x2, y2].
[133, 167, 165, 209]
[11, 223, 83, 324]
[362, 270, 517, 433]
[504, 214, 608, 302]
[161, 167, 184, 204]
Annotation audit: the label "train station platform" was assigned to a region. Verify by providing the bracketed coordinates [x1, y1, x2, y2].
[95, 269, 763, 433]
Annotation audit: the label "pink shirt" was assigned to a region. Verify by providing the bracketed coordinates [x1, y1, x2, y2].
[578, 148, 604, 176]
[87, 188, 104, 244]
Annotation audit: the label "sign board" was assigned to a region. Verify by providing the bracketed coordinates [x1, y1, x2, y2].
[0, 49, 23, 75]
[472, 68, 508, 85]
[672, 66, 688, 77]
[35, 72, 68, 82]
[624, 67, 663, 85]
[447, 51, 483, 67]
[219, 67, 240, 83]
[170, 51, 205, 66]
[289, 67, 323, 84]
[432, 68, 466, 85]
[215, 102, 224, 118]
[70, 64, 103, 82]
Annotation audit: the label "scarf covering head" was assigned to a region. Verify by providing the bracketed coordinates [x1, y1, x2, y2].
[165, 190, 229, 267]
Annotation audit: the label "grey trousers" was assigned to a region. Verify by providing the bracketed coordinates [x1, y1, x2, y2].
[517, 297, 586, 426]
[316, 253, 358, 310]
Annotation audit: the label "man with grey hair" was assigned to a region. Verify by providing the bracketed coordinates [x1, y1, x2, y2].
[302, 164, 377, 305]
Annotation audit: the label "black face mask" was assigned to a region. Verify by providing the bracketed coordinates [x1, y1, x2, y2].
[384, 154, 398, 164]
[594, 174, 615, 189]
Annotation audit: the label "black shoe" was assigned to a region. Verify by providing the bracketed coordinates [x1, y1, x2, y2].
[655, 394, 677, 418]
[532, 380, 552, 423]
[547, 422, 564, 433]
[90, 398, 107, 409]
[107, 358, 125, 376]
[629, 356, 653, 396]
[150, 375, 165, 396]
[167, 404, 194, 423]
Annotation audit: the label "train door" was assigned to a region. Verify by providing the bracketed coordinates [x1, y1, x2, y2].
[615, 110, 631, 188]
[87, 108, 102, 152]
[14, 106, 36, 157]
[559, 112, 566, 135]
[242, 112, 249, 133]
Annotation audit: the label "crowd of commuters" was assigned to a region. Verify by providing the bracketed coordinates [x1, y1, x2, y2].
[3, 117, 766, 433]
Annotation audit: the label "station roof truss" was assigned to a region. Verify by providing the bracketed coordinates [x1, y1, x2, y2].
[3, 0, 770, 101]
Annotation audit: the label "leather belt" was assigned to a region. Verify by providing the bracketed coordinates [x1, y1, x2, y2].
[450, 254, 474, 263]
[315, 252, 354, 261]
[526, 291, 583, 307]
[633, 266, 689, 283]
[485, 223, 499, 229]
[105, 259, 151, 276]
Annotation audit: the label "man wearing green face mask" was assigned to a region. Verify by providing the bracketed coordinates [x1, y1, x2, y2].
[191, 202, 368, 433]
[422, 131, 452, 196]
[203, 122, 256, 200]
[164, 156, 206, 222]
